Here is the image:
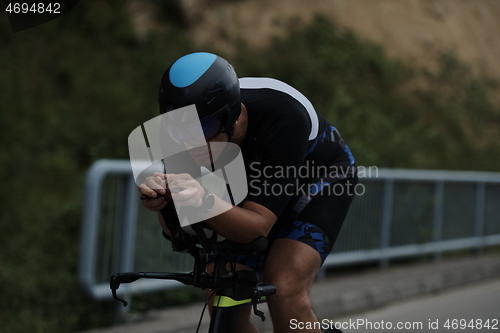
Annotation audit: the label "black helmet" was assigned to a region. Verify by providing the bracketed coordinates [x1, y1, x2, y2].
[159, 52, 241, 142]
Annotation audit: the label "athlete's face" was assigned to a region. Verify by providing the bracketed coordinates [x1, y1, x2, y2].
[184, 103, 247, 167]
[184, 130, 229, 166]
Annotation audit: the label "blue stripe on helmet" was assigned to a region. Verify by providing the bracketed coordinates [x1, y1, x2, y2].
[169, 52, 217, 88]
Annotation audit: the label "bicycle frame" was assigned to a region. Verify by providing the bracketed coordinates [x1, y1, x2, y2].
[206, 265, 274, 333]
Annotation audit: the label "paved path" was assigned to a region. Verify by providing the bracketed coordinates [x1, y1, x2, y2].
[334, 278, 500, 333]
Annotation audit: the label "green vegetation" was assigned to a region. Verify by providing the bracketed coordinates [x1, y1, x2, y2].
[0, 2, 499, 333]
[0, 1, 193, 331]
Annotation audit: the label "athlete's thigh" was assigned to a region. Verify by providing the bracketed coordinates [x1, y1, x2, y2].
[296, 177, 358, 248]
[262, 238, 321, 297]
[268, 177, 357, 268]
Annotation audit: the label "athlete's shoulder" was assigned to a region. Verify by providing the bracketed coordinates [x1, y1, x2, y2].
[240, 77, 319, 140]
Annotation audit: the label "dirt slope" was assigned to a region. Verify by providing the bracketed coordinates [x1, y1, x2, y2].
[177, 0, 500, 81]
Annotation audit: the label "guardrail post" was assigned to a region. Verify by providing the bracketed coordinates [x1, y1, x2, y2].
[432, 181, 444, 261]
[474, 182, 485, 255]
[380, 179, 394, 269]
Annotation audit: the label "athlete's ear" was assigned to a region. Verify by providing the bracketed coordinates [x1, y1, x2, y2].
[233, 103, 247, 127]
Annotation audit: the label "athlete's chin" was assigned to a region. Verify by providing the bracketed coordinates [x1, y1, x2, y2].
[195, 160, 212, 167]
[190, 153, 211, 166]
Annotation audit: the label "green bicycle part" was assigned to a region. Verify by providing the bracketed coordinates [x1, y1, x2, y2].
[213, 295, 267, 307]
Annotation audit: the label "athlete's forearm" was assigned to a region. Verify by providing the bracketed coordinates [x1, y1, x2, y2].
[202, 196, 274, 244]
[158, 192, 275, 244]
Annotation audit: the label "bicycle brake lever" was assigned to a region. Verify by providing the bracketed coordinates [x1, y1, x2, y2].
[251, 283, 277, 321]
[110, 273, 143, 307]
[251, 288, 265, 321]
[111, 286, 128, 307]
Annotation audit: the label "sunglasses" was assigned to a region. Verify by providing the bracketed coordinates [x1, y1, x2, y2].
[166, 114, 224, 146]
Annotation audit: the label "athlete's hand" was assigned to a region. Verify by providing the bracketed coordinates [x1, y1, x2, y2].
[166, 173, 205, 208]
[139, 172, 168, 211]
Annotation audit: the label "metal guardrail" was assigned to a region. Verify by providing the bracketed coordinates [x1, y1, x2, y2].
[78, 160, 500, 301]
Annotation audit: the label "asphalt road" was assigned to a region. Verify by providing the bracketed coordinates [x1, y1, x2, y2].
[331, 278, 500, 333]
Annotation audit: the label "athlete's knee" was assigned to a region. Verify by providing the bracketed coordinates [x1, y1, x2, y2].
[263, 244, 321, 297]
[266, 282, 313, 315]
[264, 271, 311, 299]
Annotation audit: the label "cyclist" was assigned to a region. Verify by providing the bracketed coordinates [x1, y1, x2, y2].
[139, 52, 356, 333]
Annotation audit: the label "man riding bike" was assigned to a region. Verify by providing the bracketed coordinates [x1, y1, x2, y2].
[139, 52, 357, 333]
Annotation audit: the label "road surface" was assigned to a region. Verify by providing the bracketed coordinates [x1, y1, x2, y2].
[329, 278, 500, 333]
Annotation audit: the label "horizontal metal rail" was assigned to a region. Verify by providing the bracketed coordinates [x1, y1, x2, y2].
[79, 160, 500, 301]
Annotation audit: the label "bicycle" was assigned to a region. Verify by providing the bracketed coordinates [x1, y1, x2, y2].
[110, 204, 277, 333]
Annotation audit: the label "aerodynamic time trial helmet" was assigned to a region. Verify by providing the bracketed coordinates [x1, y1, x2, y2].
[159, 52, 241, 144]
